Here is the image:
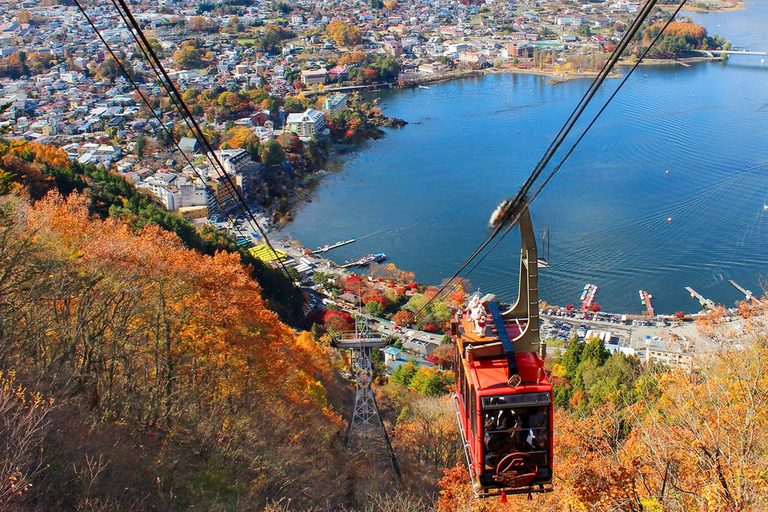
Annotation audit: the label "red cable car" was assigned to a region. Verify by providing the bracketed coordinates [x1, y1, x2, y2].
[451, 205, 553, 497]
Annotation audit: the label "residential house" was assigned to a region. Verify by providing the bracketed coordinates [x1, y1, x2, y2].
[178, 137, 200, 154]
[645, 336, 695, 369]
[403, 338, 437, 357]
[383, 346, 435, 375]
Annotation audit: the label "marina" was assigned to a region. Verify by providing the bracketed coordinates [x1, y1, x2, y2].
[639, 290, 655, 317]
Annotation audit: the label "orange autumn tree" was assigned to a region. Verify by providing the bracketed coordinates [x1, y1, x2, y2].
[327, 21, 362, 46]
[394, 395, 463, 493]
[21, 190, 340, 418]
[0, 191, 351, 508]
[644, 21, 707, 46]
[393, 310, 415, 327]
[438, 339, 768, 512]
[222, 125, 259, 150]
[9, 141, 71, 170]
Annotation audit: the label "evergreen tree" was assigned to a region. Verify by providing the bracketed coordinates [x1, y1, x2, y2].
[561, 339, 584, 380]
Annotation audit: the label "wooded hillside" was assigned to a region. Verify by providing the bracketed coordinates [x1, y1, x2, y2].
[2, 142, 767, 510]
[0, 189, 367, 509]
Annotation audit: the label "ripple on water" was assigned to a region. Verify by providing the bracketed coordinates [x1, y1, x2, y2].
[284, 44, 768, 314]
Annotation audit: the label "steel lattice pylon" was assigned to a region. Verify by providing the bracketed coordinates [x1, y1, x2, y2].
[339, 314, 401, 479]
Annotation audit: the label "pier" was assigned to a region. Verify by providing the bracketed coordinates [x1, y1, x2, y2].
[341, 253, 386, 269]
[728, 279, 762, 304]
[580, 284, 598, 311]
[685, 286, 715, 310]
[314, 238, 355, 254]
[639, 290, 655, 317]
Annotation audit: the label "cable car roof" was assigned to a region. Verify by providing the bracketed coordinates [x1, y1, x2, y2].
[470, 353, 550, 395]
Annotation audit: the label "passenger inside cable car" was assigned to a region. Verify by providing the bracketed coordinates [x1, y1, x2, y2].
[483, 403, 550, 471]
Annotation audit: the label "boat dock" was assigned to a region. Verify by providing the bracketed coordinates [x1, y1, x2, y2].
[314, 238, 355, 254]
[580, 284, 598, 311]
[341, 253, 386, 268]
[685, 286, 715, 310]
[728, 279, 761, 304]
[639, 290, 655, 317]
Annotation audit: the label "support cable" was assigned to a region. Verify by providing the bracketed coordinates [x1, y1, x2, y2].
[487, 0, 658, 238]
[415, 0, 671, 317]
[71, 0, 234, 225]
[110, 0, 299, 287]
[101, 0, 253, 241]
[528, 0, 690, 205]
[459, 0, 692, 285]
[77, 0, 322, 321]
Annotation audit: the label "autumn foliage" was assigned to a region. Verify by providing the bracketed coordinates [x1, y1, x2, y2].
[327, 21, 362, 47]
[437, 338, 768, 512]
[645, 21, 707, 43]
[323, 309, 354, 331]
[0, 191, 357, 508]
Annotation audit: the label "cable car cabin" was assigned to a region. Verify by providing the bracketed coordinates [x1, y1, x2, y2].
[451, 205, 553, 497]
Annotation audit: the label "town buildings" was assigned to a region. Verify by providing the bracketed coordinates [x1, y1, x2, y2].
[0, 0, 672, 223]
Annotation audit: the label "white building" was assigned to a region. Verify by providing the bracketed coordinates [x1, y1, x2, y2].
[459, 51, 486, 64]
[300, 68, 328, 86]
[213, 148, 254, 175]
[645, 336, 695, 369]
[322, 94, 347, 117]
[138, 173, 209, 212]
[285, 109, 326, 139]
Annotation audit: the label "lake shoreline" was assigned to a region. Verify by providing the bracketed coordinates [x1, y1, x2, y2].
[273, 54, 720, 224]
[675, 1, 747, 13]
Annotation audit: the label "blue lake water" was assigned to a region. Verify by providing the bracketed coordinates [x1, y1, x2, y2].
[283, 5, 768, 314]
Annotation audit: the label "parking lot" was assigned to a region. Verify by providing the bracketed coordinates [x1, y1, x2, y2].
[541, 312, 634, 347]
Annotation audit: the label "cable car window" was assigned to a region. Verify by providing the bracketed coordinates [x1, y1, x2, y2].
[481, 392, 550, 409]
[482, 402, 550, 469]
[464, 375, 470, 419]
[456, 356, 463, 396]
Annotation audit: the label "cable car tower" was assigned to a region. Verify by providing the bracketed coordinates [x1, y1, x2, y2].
[336, 313, 401, 479]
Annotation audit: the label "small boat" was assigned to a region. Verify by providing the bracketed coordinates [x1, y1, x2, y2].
[764, 204, 768, 211]
[418, 85, 430, 89]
